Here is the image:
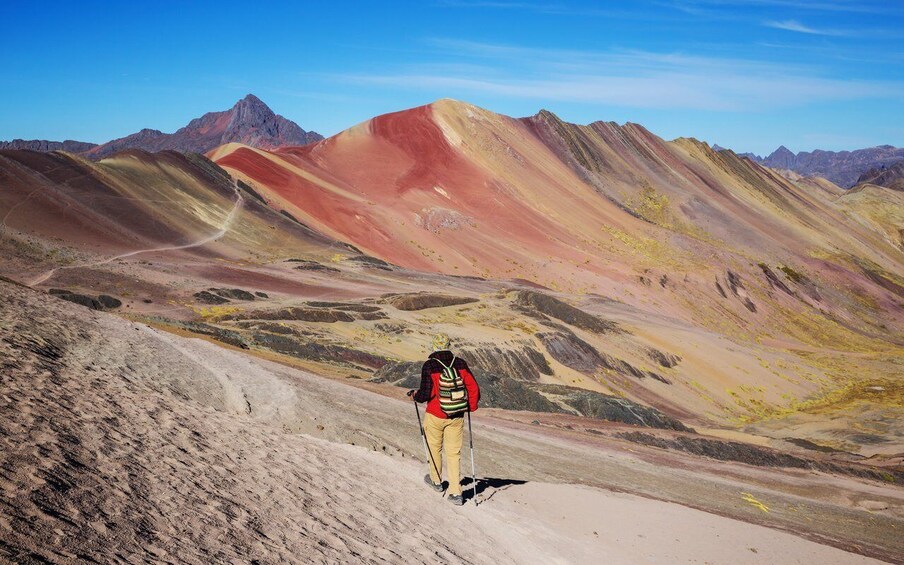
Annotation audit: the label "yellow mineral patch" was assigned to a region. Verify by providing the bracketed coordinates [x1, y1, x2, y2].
[741, 492, 770, 513]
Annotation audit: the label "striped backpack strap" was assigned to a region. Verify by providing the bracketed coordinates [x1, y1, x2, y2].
[436, 356, 469, 417]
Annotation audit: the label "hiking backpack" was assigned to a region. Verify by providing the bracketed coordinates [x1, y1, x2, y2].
[436, 356, 469, 417]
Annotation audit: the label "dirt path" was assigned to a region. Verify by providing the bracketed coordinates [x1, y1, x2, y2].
[1, 187, 43, 228]
[1, 281, 898, 563]
[142, 331, 904, 563]
[27, 183, 244, 287]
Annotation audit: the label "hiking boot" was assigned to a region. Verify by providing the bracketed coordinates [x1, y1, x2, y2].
[424, 474, 443, 492]
[448, 494, 464, 506]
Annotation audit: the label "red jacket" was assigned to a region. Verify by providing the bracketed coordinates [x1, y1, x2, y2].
[413, 350, 480, 419]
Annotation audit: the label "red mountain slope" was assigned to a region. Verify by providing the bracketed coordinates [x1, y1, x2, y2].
[212, 99, 904, 347]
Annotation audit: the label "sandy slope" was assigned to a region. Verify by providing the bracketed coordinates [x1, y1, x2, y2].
[0, 282, 521, 563]
[1, 281, 895, 563]
[482, 483, 882, 564]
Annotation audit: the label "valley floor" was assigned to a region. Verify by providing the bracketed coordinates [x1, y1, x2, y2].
[1, 280, 900, 564]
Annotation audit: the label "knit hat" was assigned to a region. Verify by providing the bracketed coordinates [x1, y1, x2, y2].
[432, 333, 451, 351]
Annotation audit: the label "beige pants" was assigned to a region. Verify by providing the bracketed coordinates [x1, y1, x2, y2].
[424, 412, 464, 495]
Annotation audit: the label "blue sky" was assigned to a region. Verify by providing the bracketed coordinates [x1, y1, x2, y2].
[1, 0, 902, 155]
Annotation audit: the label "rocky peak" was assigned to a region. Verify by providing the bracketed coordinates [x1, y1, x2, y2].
[236, 93, 268, 109]
[769, 145, 794, 158]
[764, 145, 797, 169]
[229, 94, 276, 124]
[77, 95, 323, 159]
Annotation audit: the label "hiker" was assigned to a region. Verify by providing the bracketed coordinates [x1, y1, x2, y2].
[407, 333, 480, 506]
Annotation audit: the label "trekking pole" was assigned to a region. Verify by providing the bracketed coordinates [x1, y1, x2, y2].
[412, 398, 444, 494]
[467, 410, 478, 506]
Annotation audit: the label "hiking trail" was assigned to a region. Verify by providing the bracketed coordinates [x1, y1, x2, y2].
[28, 182, 244, 287]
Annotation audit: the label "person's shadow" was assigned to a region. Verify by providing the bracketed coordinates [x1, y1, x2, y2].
[460, 477, 527, 503]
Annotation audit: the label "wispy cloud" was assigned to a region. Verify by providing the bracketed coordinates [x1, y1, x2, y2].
[434, 0, 659, 18]
[757, 41, 902, 64]
[428, 39, 817, 72]
[666, 0, 890, 14]
[763, 18, 848, 35]
[322, 39, 903, 113]
[337, 71, 895, 111]
[435, 1, 555, 8]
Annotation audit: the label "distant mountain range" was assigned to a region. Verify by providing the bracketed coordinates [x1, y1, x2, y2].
[4, 95, 900, 190]
[0, 139, 98, 153]
[0, 94, 322, 158]
[731, 144, 904, 188]
[856, 161, 904, 191]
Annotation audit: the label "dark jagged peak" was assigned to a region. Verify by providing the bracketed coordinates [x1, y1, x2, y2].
[762, 145, 796, 170]
[235, 93, 270, 111]
[768, 145, 795, 158]
[74, 95, 323, 159]
[217, 94, 322, 149]
[186, 93, 275, 131]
